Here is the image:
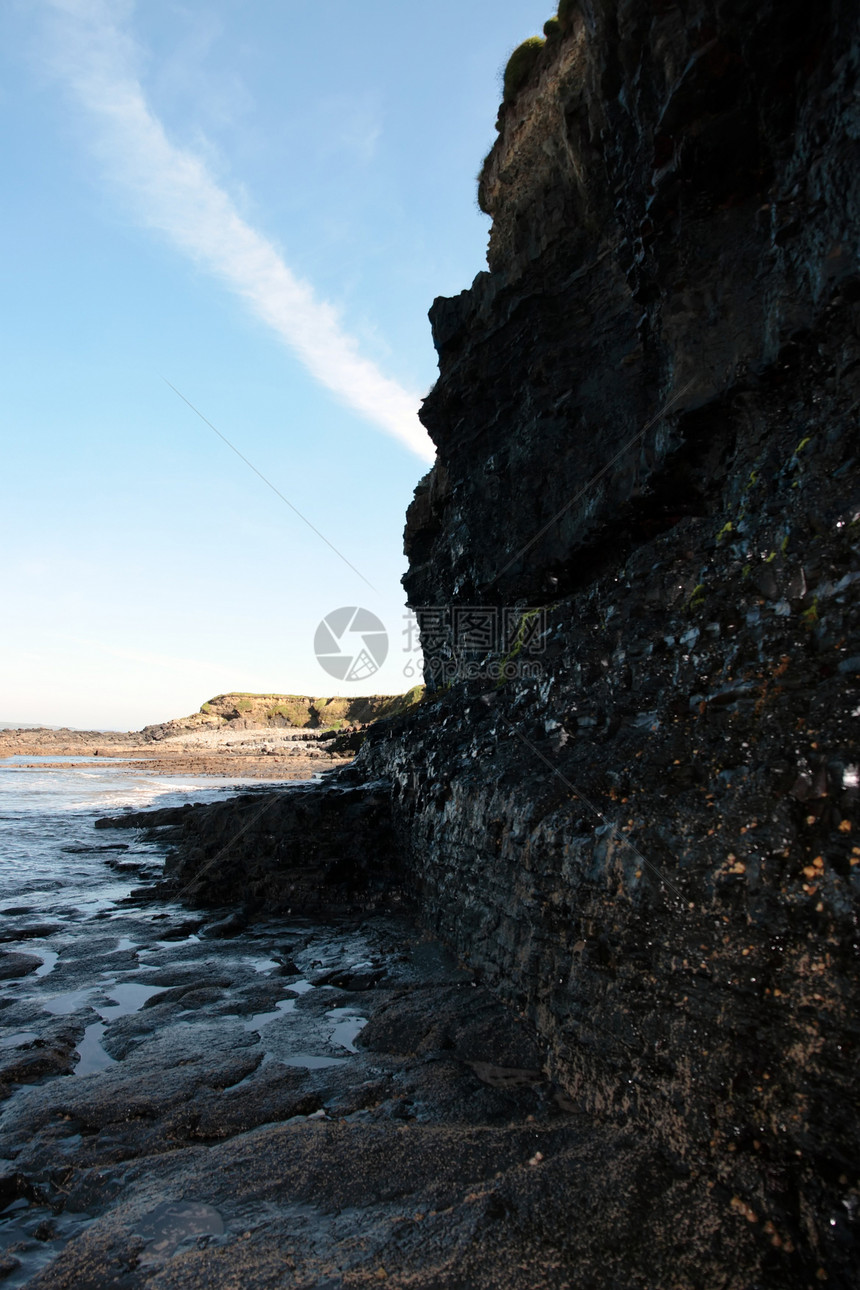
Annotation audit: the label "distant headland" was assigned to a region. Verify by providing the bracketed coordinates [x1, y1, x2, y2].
[0, 688, 423, 779]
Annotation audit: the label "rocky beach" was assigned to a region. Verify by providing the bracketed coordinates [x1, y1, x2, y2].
[0, 727, 346, 782]
[3, 1, 860, 1286]
[0, 691, 420, 782]
[1, 875, 573, 1289]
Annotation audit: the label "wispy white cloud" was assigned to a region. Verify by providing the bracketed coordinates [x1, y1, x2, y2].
[42, 0, 435, 463]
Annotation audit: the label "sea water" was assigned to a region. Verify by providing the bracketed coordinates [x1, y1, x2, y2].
[0, 761, 273, 911]
[0, 762, 383, 1285]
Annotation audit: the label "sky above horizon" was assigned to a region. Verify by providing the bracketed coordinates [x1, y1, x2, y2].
[1, 0, 553, 730]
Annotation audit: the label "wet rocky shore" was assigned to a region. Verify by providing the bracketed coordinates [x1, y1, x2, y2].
[1, 859, 636, 1290]
[2, 874, 787, 1290]
[81, 0, 860, 1282]
[5, 1, 860, 1285]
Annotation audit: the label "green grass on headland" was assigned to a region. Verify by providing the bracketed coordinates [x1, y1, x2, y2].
[190, 687, 425, 730]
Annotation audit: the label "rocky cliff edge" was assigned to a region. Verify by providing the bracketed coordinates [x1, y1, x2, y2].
[148, 4, 860, 1284]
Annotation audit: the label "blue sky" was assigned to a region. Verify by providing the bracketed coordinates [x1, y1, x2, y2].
[1, 0, 552, 729]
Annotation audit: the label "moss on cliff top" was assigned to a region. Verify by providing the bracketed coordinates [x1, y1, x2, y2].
[481, 5, 575, 210]
[500, 4, 576, 107]
[503, 36, 546, 105]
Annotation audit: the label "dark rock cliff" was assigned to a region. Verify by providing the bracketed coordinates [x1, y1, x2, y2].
[408, 0, 859, 630]
[153, 3, 860, 1284]
[391, 3, 860, 1281]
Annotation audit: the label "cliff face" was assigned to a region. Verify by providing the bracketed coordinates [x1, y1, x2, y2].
[139, 689, 423, 739]
[163, 3, 860, 1284]
[406, 0, 859, 628]
[388, 1, 860, 1282]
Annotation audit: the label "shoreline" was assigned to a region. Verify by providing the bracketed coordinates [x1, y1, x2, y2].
[0, 794, 579, 1290]
[0, 725, 354, 782]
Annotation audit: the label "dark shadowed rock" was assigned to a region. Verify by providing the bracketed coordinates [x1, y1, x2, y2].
[0, 925, 59, 944]
[0, 951, 43, 980]
[199, 912, 247, 939]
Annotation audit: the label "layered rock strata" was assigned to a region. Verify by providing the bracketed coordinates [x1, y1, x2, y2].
[145, 3, 860, 1284]
[99, 779, 399, 917]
